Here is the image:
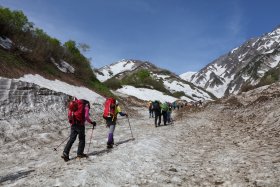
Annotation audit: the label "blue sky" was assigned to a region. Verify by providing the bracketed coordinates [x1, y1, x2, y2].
[1, 0, 280, 74]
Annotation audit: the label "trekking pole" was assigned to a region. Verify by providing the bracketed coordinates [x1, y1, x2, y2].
[127, 116, 134, 139]
[87, 125, 94, 154]
[53, 136, 70, 151]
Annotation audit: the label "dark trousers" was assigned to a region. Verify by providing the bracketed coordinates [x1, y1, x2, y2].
[167, 111, 171, 123]
[154, 111, 161, 126]
[63, 124, 85, 156]
[149, 109, 154, 118]
[162, 111, 167, 125]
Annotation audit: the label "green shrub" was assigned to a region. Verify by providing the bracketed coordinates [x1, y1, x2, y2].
[172, 91, 185, 98]
[104, 78, 122, 90]
[257, 67, 280, 87]
[240, 83, 256, 92]
[88, 80, 113, 97]
[137, 69, 150, 80]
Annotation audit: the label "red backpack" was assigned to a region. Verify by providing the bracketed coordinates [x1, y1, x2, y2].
[68, 99, 89, 125]
[103, 97, 116, 119]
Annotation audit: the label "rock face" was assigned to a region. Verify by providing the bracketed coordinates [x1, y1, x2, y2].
[182, 27, 280, 98]
[0, 77, 69, 145]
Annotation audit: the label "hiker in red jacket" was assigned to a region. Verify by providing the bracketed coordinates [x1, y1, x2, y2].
[62, 98, 96, 161]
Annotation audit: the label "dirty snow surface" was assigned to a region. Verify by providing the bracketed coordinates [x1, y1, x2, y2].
[1, 84, 280, 186]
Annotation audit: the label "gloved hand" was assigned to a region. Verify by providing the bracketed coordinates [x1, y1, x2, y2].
[91, 121, 96, 126]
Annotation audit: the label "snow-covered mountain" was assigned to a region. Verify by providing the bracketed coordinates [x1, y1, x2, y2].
[179, 72, 196, 82]
[181, 26, 280, 98]
[95, 60, 216, 102]
[95, 59, 155, 82]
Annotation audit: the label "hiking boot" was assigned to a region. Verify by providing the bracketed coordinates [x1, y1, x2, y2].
[107, 144, 113, 149]
[77, 153, 88, 159]
[61, 152, 70, 162]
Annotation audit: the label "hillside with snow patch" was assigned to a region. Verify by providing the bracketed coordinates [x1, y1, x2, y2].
[18, 74, 105, 104]
[95, 60, 216, 102]
[95, 59, 142, 82]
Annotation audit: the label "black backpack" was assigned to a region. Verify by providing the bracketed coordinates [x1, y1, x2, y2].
[152, 101, 160, 111]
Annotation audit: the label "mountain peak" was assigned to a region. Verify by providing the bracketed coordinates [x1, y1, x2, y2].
[95, 59, 167, 82]
[183, 25, 280, 98]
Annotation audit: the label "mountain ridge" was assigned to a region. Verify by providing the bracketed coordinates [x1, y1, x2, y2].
[94, 59, 216, 102]
[181, 26, 280, 98]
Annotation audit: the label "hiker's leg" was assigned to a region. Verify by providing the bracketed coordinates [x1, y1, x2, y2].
[64, 125, 78, 155]
[77, 125, 85, 155]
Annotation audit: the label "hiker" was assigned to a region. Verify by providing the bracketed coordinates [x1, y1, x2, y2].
[103, 98, 128, 148]
[153, 100, 161, 127]
[148, 100, 154, 118]
[62, 98, 96, 161]
[161, 102, 168, 125]
[167, 102, 172, 124]
[172, 101, 176, 110]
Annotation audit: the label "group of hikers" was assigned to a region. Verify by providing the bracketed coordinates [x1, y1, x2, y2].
[148, 100, 173, 127]
[60, 96, 203, 162]
[147, 100, 203, 127]
[61, 97, 128, 162]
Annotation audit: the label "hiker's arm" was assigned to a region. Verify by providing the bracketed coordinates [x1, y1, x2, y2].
[116, 106, 128, 116]
[118, 112, 127, 116]
[84, 105, 93, 124]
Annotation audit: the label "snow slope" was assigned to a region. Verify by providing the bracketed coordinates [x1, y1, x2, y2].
[179, 71, 196, 82]
[116, 85, 178, 103]
[152, 73, 213, 101]
[19, 74, 105, 103]
[95, 60, 138, 82]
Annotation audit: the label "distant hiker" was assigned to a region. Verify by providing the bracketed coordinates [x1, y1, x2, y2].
[167, 102, 172, 124]
[62, 98, 96, 161]
[172, 101, 176, 110]
[103, 98, 128, 148]
[161, 102, 169, 125]
[153, 100, 161, 127]
[148, 100, 154, 118]
[198, 100, 203, 106]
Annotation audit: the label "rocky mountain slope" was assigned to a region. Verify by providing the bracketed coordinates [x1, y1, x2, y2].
[95, 60, 216, 102]
[181, 26, 280, 98]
